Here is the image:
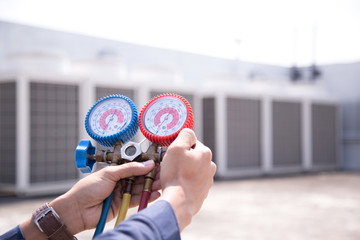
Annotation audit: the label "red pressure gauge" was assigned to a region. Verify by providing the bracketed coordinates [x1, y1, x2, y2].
[139, 94, 194, 146]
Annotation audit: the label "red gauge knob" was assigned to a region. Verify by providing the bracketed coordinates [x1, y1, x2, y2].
[139, 93, 194, 146]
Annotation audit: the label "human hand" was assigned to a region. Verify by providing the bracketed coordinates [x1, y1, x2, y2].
[54, 160, 161, 234]
[19, 160, 161, 239]
[159, 128, 216, 231]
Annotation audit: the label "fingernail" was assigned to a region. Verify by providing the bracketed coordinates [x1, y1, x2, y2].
[143, 160, 154, 167]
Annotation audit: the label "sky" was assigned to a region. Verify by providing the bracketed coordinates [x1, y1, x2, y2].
[0, 0, 359, 66]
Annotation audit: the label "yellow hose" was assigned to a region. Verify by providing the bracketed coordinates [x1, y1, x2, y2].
[114, 193, 131, 227]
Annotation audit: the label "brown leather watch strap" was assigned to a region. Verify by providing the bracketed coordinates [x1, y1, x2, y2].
[33, 203, 76, 240]
[48, 223, 74, 240]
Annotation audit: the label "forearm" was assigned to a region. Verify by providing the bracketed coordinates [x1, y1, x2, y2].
[159, 186, 193, 232]
[20, 217, 47, 240]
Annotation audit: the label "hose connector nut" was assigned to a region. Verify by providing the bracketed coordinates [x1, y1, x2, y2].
[121, 141, 142, 161]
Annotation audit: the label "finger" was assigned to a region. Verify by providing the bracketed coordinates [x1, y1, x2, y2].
[171, 128, 197, 150]
[100, 160, 155, 183]
[148, 191, 161, 203]
[151, 179, 161, 191]
[191, 140, 208, 152]
[211, 162, 217, 176]
[155, 168, 160, 181]
[191, 140, 212, 161]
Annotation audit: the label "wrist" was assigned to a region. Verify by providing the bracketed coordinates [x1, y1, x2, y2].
[160, 185, 193, 231]
[20, 199, 78, 240]
[20, 217, 47, 240]
[49, 193, 83, 235]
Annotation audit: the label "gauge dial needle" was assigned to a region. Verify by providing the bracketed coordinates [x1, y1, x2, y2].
[156, 113, 170, 134]
[103, 110, 117, 134]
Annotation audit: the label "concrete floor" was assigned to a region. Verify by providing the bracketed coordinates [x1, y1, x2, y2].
[1, 172, 359, 240]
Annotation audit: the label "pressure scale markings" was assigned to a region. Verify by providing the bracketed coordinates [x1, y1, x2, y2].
[154, 107, 180, 132]
[99, 109, 124, 135]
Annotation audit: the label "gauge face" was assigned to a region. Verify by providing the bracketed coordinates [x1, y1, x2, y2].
[88, 98, 133, 137]
[143, 96, 187, 136]
[139, 94, 194, 146]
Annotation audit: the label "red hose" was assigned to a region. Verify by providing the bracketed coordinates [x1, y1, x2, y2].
[138, 191, 151, 211]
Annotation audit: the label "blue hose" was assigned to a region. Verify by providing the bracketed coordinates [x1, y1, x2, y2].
[93, 192, 114, 239]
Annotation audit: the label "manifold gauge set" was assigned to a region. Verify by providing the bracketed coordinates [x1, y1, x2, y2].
[75, 93, 194, 238]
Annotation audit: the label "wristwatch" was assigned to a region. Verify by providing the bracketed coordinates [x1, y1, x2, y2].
[33, 203, 76, 240]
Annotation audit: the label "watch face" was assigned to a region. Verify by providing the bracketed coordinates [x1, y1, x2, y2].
[88, 98, 133, 137]
[142, 96, 188, 137]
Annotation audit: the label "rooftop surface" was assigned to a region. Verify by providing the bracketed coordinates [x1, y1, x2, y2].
[1, 172, 359, 240]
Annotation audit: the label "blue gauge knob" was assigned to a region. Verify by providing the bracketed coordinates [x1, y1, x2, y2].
[85, 95, 139, 147]
[75, 140, 96, 173]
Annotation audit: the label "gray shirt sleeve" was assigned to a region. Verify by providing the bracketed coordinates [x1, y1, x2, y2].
[95, 200, 181, 240]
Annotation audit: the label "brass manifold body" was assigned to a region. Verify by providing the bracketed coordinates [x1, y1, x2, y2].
[87, 141, 166, 164]
[87, 140, 166, 186]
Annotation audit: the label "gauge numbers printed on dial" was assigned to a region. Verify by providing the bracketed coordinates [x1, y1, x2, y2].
[144, 96, 188, 136]
[89, 98, 133, 137]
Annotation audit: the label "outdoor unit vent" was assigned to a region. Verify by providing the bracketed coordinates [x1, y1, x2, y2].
[312, 103, 337, 165]
[202, 97, 216, 164]
[201, 94, 264, 179]
[29, 82, 79, 183]
[0, 82, 16, 184]
[226, 97, 261, 169]
[201, 89, 339, 178]
[272, 101, 302, 167]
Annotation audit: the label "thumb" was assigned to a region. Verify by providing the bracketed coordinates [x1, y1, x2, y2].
[171, 128, 197, 150]
[100, 160, 155, 182]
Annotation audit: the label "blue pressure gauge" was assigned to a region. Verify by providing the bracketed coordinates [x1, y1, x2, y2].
[85, 95, 139, 147]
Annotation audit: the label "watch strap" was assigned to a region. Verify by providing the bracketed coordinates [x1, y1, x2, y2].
[48, 223, 74, 240]
[33, 203, 76, 240]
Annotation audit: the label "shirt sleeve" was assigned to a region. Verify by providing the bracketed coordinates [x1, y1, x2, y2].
[0, 225, 25, 240]
[95, 200, 181, 240]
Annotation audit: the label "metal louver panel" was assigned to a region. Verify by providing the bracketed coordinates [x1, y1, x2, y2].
[0, 82, 16, 184]
[312, 104, 337, 165]
[227, 97, 261, 168]
[202, 97, 216, 164]
[30, 82, 79, 183]
[272, 101, 302, 166]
